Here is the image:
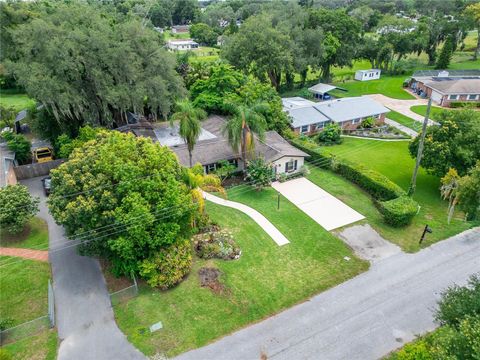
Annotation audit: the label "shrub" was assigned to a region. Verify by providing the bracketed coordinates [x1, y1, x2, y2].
[435, 274, 480, 329]
[316, 123, 342, 145]
[335, 161, 406, 201]
[139, 240, 192, 289]
[0, 185, 39, 233]
[390, 339, 433, 360]
[359, 117, 375, 129]
[194, 229, 241, 260]
[245, 157, 274, 190]
[2, 131, 31, 164]
[378, 196, 419, 227]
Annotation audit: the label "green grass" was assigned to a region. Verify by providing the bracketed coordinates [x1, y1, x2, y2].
[2, 329, 58, 360]
[0, 92, 35, 111]
[0, 256, 50, 325]
[114, 189, 368, 357]
[0, 217, 49, 250]
[331, 75, 415, 100]
[308, 138, 476, 252]
[386, 110, 422, 132]
[163, 31, 191, 40]
[409, 105, 471, 122]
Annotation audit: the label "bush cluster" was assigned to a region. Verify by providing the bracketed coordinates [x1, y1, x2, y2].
[291, 138, 419, 226]
[378, 196, 419, 227]
[139, 240, 192, 289]
[194, 229, 241, 260]
[449, 101, 480, 109]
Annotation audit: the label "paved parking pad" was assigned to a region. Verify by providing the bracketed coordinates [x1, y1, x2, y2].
[272, 177, 365, 231]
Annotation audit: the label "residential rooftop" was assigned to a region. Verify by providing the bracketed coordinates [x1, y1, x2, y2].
[423, 78, 480, 95]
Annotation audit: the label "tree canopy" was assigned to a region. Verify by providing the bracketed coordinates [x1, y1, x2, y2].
[0, 184, 39, 234]
[48, 130, 195, 280]
[409, 109, 480, 177]
[8, 3, 184, 132]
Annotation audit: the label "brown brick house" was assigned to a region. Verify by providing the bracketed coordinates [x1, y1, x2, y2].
[282, 97, 389, 135]
[409, 70, 480, 107]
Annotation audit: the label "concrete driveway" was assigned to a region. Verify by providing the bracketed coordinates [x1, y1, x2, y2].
[23, 177, 145, 360]
[272, 178, 364, 231]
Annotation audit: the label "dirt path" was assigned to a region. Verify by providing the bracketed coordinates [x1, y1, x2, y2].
[0, 247, 49, 262]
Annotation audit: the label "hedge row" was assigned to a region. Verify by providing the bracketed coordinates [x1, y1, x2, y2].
[449, 101, 480, 109]
[378, 196, 419, 227]
[291, 138, 418, 227]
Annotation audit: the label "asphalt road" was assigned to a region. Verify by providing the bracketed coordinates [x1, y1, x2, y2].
[176, 227, 480, 360]
[23, 177, 145, 360]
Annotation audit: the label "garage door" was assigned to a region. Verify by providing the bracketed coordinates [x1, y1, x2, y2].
[431, 90, 442, 104]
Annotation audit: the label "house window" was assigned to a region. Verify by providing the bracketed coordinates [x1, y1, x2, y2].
[205, 163, 216, 173]
[316, 122, 325, 130]
[352, 118, 360, 124]
[300, 125, 309, 133]
[285, 159, 297, 173]
[228, 159, 238, 167]
[449, 94, 458, 100]
[468, 94, 478, 100]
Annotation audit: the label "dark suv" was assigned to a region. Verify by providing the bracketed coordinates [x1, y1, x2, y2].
[42, 177, 52, 196]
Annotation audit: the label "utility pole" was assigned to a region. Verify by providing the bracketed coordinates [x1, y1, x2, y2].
[408, 97, 432, 196]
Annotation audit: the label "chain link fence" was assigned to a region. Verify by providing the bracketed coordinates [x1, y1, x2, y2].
[0, 280, 55, 345]
[109, 273, 139, 306]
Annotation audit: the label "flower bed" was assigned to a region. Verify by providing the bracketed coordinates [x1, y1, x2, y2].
[193, 229, 241, 260]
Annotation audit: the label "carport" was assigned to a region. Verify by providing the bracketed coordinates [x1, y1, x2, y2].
[272, 177, 364, 231]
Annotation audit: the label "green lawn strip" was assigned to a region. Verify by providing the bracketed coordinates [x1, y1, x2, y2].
[114, 192, 367, 357]
[410, 105, 456, 122]
[0, 92, 35, 111]
[310, 138, 475, 252]
[2, 328, 58, 360]
[0, 256, 50, 326]
[386, 110, 422, 132]
[0, 217, 49, 250]
[331, 75, 415, 100]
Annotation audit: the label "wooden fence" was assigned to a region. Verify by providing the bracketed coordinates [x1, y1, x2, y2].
[14, 159, 65, 180]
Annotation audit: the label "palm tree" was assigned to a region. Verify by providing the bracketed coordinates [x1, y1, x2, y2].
[223, 103, 268, 171]
[171, 100, 207, 167]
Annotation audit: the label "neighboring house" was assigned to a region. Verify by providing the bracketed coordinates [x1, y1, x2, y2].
[355, 69, 381, 81]
[282, 96, 389, 135]
[171, 25, 189, 34]
[216, 35, 225, 47]
[153, 27, 164, 33]
[167, 39, 199, 51]
[409, 70, 480, 107]
[153, 115, 308, 175]
[0, 143, 17, 188]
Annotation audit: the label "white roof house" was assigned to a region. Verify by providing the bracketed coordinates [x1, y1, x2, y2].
[167, 39, 199, 51]
[282, 97, 389, 130]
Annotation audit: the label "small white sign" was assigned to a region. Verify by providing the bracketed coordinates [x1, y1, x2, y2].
[150, 321, 163, 333]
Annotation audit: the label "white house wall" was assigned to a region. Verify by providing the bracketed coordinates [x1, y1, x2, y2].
[273, 156, 305, 174]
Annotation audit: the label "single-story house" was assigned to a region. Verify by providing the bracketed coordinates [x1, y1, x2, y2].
[167, 39, 199, 51]
[282, 96, 389, 135]
[409, 70, 480, 107]
[171, 25, 189, 34]
[308, 83, 338, 100]
[153, 115, 308, 175]
[355, 69, 381, 81]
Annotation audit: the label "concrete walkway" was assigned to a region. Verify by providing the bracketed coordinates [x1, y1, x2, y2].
[204, 192, 289, 246]
[175, 227, 480, 360]
[384, 118, 419, 137]
[365, 94, 436, 125]
[23, 177, 145, 360]
[0, 247, 49, 262]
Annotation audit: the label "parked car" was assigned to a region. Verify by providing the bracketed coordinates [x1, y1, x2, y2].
[323, 93, 332, 100]
[33, 147, 53, 163]
[42, 176, 52, 196]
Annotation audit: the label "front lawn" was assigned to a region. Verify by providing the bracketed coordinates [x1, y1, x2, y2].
[386, 110, 422, 132]
[331, 75, 415, 100]
[2, 329, 58, 360]
[310, 138, 475, 252]
[0, 217, 49, 250]
[114, 188, 367, 357]
[410, 105, 450, 122]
